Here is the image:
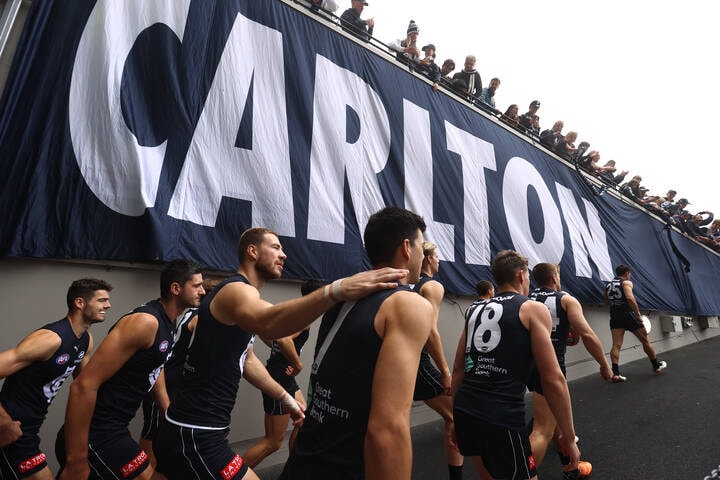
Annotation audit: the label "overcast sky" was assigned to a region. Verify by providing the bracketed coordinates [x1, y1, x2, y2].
[354, 0, 719, 215]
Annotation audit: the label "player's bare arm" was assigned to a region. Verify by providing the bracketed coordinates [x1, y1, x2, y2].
[212, 268, 408, 339]
[622, 281, 642, 317]
[242, 347, 304, 424]
[60, 313, 159, 480]
[73, 332, 95, 379]
[0, 329, 62, 378]
[449, 328, 467, 397]
[275, 335, 303, 375]
[562, 295, 612, 381]
[0, 328, 62, 447]
[365, 291, 433, 480]
[150, 370, 170, 414]
[523, 301, 580, 469]
[419, 281, 451, 388]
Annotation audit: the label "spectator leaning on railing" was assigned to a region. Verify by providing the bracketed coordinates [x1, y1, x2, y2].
[501, 104, 521, 128]
[708, 220, 720, 250]
[452, 55, 483, 101]
[416, 43, 441, 91]
[440, 59, 455, 81]
[554, 130, 578, 158]
[664, 197, 690, 216]
[339, 0, 374, 41]
[685, 211, 715, 242]
[388, 20, 420, 63]
[328, 12, 717, 247]
[539, 120, 564, 149]
[479, 77, 501, 113]
[519, 100, 541, 135]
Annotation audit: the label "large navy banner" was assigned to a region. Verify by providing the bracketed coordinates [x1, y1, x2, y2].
[1, 0, 719, 314]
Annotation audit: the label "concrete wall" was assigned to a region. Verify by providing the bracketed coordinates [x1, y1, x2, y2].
[2, 257, 719, 472]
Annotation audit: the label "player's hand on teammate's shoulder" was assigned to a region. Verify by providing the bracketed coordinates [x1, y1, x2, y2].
[332, 267, 408, 301]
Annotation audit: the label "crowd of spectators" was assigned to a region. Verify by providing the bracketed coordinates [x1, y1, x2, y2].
[300, 0, 718, 252]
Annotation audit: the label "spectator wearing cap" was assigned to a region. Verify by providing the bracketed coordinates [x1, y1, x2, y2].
[479, 77, 501, 113]
[519, 100, 541, 135]
[666, 198, 690, 216]
[416, 43, 442, 90]
[529, 114, 541, 136]
[388, 20, 420, 64]
[452, 55, 483, 101]
[340, 0, 374, 42]
[635, 188, 667, 215]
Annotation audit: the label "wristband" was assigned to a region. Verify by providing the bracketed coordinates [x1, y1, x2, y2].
[279, 391, 301, 415]
[330, 278, 343, 302]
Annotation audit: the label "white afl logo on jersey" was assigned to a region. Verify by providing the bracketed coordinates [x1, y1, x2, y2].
[56, 354, 70, 365]
[159, 340, 169, 352]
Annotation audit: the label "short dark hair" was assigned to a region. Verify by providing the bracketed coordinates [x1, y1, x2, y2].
[364, 207, 426, 266]
[615, 264, 631, 276]
[300, 279, 327, 296]
[532, 263, 559, 285]
[475, 280, 494, 297]
[237, 227, 278, 263]
[160, 259, 203, 299]
[202, 276, 225, 295]
[66, 278, 113, 311]
[491, 250, 528, 285]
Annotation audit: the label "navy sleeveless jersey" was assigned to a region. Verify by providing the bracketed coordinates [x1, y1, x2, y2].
[454, 292, 532, 431]
[411, 273, 433, 294]
[166, 275, 255, 429]
[529, 287, 569, 368]
[90, 299, 174, 435]
[606, 277, 631, 316]
[288, 286, 409, 472]
[266, 328, 310, 377]
[0, 318, 89, 435]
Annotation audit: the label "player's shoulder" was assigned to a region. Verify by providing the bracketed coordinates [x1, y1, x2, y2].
[113, 311, 162, 340]
[389, 288, 431, 305]
[419, 277, 444, 295]
[20, 327, 63, 351]
[381, 288, 433, 319]
[559, 291, 578, 305]
[379, 290, 433, 337]
[214, 279, 258, 303]
[521, 296, 553, 317]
